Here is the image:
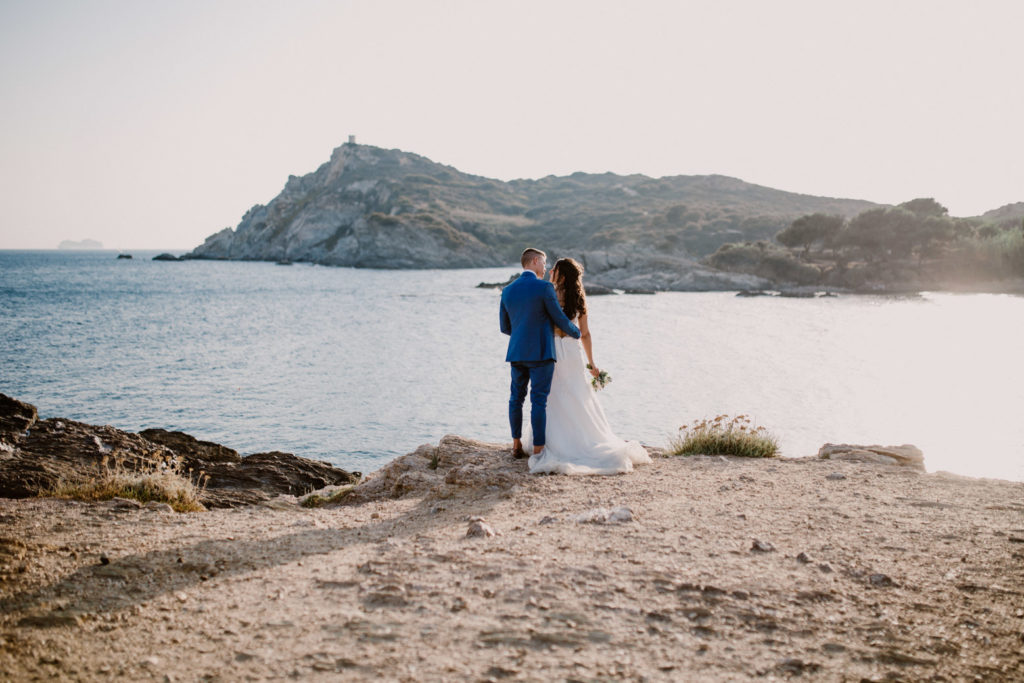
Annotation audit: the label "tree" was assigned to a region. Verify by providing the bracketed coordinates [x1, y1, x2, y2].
[837, 207, 901, 260]
[838, 206, 949, 262]
[776, 213, 844, 257]
[898, 198, 948, 218]
[977, 225, 999, 240]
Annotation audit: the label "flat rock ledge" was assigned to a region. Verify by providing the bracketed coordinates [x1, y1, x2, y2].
[0, 394, 359, 508]
[817, 443, 925, 470]
[342, 434, 634, 505]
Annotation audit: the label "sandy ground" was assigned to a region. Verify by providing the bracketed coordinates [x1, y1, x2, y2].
[2, 437, 1023, 682]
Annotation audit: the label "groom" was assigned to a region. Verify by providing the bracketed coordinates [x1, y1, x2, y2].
[500, 248, 581, 459]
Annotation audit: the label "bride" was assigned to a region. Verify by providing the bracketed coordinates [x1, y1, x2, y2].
[522, 257, 652, 475]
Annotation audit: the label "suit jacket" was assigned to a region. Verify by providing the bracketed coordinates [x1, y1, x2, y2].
[500, 271, 581, 362]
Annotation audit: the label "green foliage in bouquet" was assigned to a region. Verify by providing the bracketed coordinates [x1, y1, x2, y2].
[586, 364, 611, 391]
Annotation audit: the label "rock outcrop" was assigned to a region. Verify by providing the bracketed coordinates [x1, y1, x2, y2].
[817, 443, 925, 470]
[140, 428, 358, 507]
[340, 435, 523, 505]
[0, 394, 359, 508]
[0, 394, 36, 436]
[341, 434, 662, 506]
[580, 248, 773, 292]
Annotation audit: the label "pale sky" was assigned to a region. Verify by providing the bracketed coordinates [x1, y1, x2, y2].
[1, 0, 1021, 249]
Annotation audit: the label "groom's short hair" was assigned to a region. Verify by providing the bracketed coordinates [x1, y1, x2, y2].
[521, 248, 546, 268]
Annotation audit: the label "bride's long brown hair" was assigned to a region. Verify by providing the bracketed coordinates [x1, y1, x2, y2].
[553, 257, 587, 321]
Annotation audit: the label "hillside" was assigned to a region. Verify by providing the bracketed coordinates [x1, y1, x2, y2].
[978, 202, 1024, 229]
[703, 198, 1024, 293]
[187, 143, 877, 268]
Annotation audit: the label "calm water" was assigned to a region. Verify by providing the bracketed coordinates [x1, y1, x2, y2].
[1, 250, 1021, 481]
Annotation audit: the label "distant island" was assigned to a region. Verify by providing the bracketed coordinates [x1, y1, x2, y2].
[58, 238, 103, 250]
[186, 142, 1024, 293]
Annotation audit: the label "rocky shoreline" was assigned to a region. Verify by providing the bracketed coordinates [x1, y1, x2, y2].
[2, 397, 1023, 680]
[0, 394, 359, 509]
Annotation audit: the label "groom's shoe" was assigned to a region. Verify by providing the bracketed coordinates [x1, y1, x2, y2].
[511, 445, 529, 460]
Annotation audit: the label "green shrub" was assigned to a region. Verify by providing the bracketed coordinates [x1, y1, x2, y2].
[705, 242, 821, 285]
[972, 229, 1024, 276]
[669, 414, 779, 458]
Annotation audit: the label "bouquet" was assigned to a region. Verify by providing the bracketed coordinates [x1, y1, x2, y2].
[587, 364, 612, 391]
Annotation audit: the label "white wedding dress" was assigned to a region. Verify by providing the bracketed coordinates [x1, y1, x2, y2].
[523, 333, 652, 475]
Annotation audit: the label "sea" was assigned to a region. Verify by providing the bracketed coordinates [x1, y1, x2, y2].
[1, 250, 1021, 482]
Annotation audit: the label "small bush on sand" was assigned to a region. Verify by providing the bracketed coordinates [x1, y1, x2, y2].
[301, 486, 356, 508]
[48, 452, 207, 512]
[669, 414, 779, 458]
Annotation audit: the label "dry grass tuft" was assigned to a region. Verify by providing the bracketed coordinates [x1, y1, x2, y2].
[669, 414, 779, 458]
[47, 452, 207, 513]
[301, 486, 356, 508]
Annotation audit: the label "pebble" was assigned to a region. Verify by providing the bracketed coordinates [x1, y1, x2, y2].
[575, 507, 635, 524]
[869, 573, 896, 587]
[826, 473, 847, 480]
[107, 497, 142, 511]
[778, 658, 820, 674]
[818, 563, 833, 573]
[466, 519, 497, 538]
[796, 552, 813, 563]
[140, 656, 161, 668]
[609, 507, 635, 523]
[538, 515, 558, 525]
[751, 539, 776, 553]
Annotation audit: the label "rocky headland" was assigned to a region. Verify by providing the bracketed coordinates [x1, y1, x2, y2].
[184, 142, 1024, 293]
[185, 142, 874, 287]
[2, 396, 1023, 680]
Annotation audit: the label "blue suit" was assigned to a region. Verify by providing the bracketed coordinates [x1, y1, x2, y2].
[500, 271, 581, 446]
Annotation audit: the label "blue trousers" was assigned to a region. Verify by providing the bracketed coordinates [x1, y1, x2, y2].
[508, 360, 555, 447]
